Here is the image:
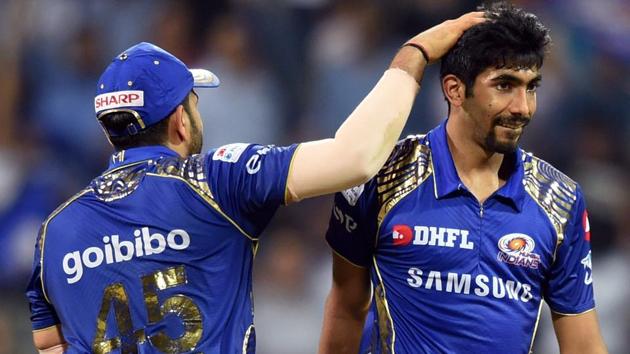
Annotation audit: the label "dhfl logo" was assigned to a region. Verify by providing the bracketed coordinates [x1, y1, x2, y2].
[392, 225, 412, 246]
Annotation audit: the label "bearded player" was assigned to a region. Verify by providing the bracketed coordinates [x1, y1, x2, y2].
[320, 3, 607, 354]
[25, 12, 485, 354]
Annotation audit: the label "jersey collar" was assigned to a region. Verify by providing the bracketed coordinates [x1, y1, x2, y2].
[428, 120, 526, 212]
[106, 145, 180, 171]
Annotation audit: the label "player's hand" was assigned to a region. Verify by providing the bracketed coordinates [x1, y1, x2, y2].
[407, 11, 486, 64]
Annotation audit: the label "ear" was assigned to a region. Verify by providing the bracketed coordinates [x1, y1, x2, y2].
[442, 74, 466, 108]
[168, 105, 188, 144]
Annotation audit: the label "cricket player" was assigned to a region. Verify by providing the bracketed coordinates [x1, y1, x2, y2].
[25, 12, 485, 354]
[320, 4, 608, 354]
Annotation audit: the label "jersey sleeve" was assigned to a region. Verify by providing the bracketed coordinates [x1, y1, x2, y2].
[325, 180, 379, 267]
[25, 229, 60, 330]
[205, 143, 299, 237]
[544, 186, 596, 315]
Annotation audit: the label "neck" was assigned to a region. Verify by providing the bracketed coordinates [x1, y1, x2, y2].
[445, 115, 507, 202]
[446, 117, 504, 173]
[165, 142, 189, 158]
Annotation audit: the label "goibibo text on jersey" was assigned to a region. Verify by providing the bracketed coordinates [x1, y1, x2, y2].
[62, 227, 190, 284]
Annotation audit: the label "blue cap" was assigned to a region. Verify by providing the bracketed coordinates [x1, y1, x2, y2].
[95, 42, 219, 137]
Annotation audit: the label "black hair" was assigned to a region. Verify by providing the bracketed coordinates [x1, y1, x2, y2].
[440, 2, 551, 98]
[99, 92, 195, 151]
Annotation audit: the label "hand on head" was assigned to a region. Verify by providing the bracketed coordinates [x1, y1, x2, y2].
[406, 11, 486, 64]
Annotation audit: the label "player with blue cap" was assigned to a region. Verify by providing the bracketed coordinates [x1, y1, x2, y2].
[95, 42, 220, 137]
[26, 12, 485, 354]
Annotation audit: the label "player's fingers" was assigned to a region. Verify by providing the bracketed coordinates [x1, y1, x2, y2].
[460, 11, 485, 19]
[469, 17, 487, 25]
[461, 11, 486, 25]
[453, 12, 486, 31]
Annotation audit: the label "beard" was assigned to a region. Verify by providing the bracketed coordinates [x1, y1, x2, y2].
[188, 118, 203, 155]
[484, 114, 531, 154]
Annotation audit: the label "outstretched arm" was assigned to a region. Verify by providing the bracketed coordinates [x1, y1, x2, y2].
[285, 12, 485, 203]
[552, 310, 607, 354]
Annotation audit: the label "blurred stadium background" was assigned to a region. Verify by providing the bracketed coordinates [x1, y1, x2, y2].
[0, 0, 627, 353]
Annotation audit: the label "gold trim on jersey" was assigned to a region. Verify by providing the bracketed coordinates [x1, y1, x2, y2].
[31, 324, 60, 333]
[146, 173, 255, 241]
[284, 143, 301, 205]
[528, 300, 545, 353]
[92, 153, 255, 241]
[376, 135, 432, 227]
[154, 153, 215, 200]
[550, 307, 595, 316]
[93, 164, 146, 202]
[373, 257, 395, 354]
[40, 188, 92, 303]
[326, 239, 369, 269]
[522, 153, 578, 250]
[252, 240, 259, 257]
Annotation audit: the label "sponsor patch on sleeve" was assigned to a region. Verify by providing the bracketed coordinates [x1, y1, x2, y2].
[341, 184, 364, 206]
[212, 143, 250, 163]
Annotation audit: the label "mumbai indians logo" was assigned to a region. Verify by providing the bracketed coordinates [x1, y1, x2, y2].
[497, 233, 541, 269]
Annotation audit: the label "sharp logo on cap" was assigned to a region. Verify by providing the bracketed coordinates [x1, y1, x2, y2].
[95, 90, 144, 112]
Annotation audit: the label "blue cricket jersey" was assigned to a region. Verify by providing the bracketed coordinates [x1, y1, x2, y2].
[26, 143, 298, 354]
[326, 121, 595, 354]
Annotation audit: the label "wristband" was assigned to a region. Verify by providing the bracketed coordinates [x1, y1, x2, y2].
[403, 42, 430, 64]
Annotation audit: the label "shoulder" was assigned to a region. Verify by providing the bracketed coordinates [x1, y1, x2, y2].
[521, 150, 583, 242]
[380, 134, 431, 173]
[372, 134, 432, 225]
[147, 153, 215, 201]
[522, 150, 579, 192]
[38, 187, 92, 250]
[521, 150, 582, 203]
[377, 134, 432, 186]
[335, 135, 430, 211]
[44, 188, 93, 226]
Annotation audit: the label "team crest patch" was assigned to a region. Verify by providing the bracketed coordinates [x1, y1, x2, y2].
[497, 233, 541, 269]
[212, 143, 250, 163]
[341, 184, 364, 206]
